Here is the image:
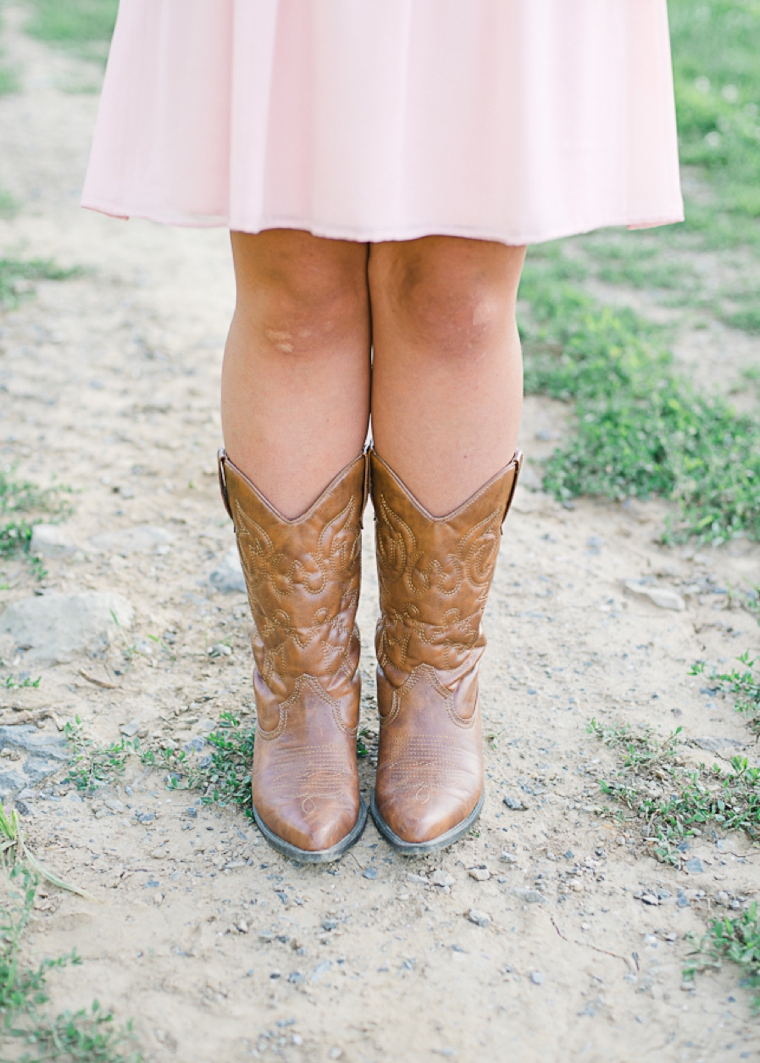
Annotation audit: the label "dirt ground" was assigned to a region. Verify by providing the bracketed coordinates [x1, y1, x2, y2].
[1, 9, 760, 1063]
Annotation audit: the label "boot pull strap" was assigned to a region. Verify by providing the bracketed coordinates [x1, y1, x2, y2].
[501, 449, 523, 528]
[217, 448, 232, 519]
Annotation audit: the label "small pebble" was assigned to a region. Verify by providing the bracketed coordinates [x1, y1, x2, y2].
[467, 909, 491, 928]
[530, 971, 545, 985]
[362, 867, 377, 880]
[468, 867, 490, 882]
[503, 795, 528, 811]
[432, 870, 455, 888]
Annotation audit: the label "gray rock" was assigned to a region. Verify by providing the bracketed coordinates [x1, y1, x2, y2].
[30, 524, 78, 558]
[310, 960, 332, 984]
[321, 919, 338, 931]
[90, 525, 173, 555]
[684, 858, 705, 874]
[0, 592, 133, 666]
[693, 736, 745, 755]
[362, 867, 377, 880]
[503, 795, 528, 811]
[509, 888, 545, 905]
[0, 725, 68, 797]
[209, 547, 246, 594]
[183, 736, 207, 753]
[431, 870, 455, 888]
[623, 579, 685, 612]
[530, 971, 546, 985]
[467, 909, 491, 928]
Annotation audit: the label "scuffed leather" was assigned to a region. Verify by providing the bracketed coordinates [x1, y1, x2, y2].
[371, 449, 521, 845]
[219, 449, 367, 852]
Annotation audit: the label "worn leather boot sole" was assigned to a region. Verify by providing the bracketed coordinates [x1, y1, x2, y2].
[252, 797, 368, 864]
[369, 790, 485, 856]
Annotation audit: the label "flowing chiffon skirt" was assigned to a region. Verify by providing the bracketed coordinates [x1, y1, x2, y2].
[82, 0, 684, 245]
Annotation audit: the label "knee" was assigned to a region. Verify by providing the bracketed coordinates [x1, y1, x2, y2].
[374, 240, 523, 362]
[232, 232, 368, 358]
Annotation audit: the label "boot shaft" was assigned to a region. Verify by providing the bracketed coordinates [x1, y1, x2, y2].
[370, 449, 521, 682]
[218, 449, 368, 702]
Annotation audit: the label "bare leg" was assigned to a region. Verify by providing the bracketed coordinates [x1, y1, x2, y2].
[368, 236, 526, 515]
[222, 229, 371, 518]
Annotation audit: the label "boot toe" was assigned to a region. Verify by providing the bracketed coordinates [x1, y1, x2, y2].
[375, 785, 480, 846]
[255, 796, 360, 854]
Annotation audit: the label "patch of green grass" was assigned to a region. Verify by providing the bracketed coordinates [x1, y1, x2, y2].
[63, 718, 139, 794]
[0, 63, 17, 95]
[0, 258, 81, 310]
[0, 467, 71, 571]
[582, 237, 700, 292]
[168, 712, 256, 816]
[0, 4, 18, 96]
[63, 712, 257, 816]
[723, 304, 760, 334]
[1, 865, 140, 1062]
[520, 255, 760, 543]
[669, 0, 760, 247]
[692, 653, 760, 732]
[0, 190, 18, 216]
[685, 902, 760, 1009]
[589, 719, 760, 864]
[24, 0, 118, 62]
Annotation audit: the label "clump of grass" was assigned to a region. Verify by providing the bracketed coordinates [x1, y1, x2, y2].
[520, 254, 760, 543]
[684, 902, 760, 1009]
[0, 257, 81, 310]
[1, 865, 140, 1062]
[0, 466, 71, 569]
[166, 711, 257, 816]
[589, 719, 760, 864]
[692, 653, 760, 733]
[63, 718, 139, 794]
[63, 712, 257, 815]
[24, 0, 118, 63]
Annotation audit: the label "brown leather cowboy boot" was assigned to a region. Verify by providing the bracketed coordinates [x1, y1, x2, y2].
[218, 448, 369, 862]
[369, 448, 521, 854]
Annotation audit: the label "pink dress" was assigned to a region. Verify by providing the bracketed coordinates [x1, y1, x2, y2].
[82, 0, 683, 245]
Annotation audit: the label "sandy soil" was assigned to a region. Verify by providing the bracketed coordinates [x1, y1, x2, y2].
[1, 9, 760, 1062]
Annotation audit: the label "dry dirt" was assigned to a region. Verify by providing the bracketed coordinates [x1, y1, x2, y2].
[1, 9, 760, 1063]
